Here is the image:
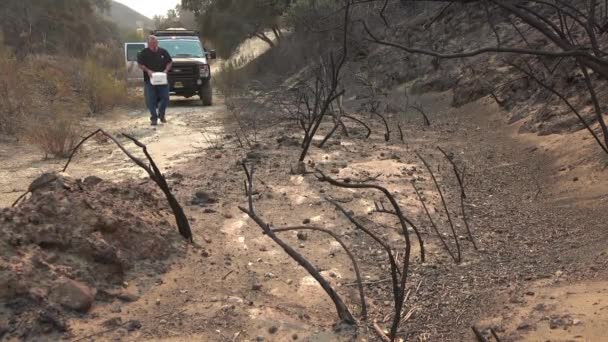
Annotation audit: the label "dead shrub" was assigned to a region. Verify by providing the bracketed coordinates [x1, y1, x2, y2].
[23, 111, 83, 158]
[213, 55, 254, 98]
[80, 59, 130, 114]
[0, 48, 29, 134]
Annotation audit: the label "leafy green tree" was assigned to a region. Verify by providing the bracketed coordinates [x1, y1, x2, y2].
[181, 0, 290, 58]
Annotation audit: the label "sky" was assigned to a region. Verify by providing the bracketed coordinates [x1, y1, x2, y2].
[114, 0, 181, 19]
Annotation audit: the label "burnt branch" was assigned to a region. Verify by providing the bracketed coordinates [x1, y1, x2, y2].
[239, 163, 356, 325]
[437, 146, 478, 250]
[411, 180, 458, 262]
[62, 129, 193, 242]
[408, 105, 431, 126]
[317, 169, 420, 340]
[273, 226, 367, 319]
[416, 151, 462, 263]
[343, 114, 372, 138]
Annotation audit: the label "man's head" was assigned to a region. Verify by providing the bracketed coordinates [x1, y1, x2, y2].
[148, 35, 158, 51]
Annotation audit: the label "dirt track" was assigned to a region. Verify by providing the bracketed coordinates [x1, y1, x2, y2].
[1, 88, 608, 341]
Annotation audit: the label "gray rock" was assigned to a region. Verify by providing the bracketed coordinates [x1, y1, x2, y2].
[52, 279, 96, 312]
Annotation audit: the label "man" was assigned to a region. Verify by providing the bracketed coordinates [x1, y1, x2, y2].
[137, 35, 172, 125]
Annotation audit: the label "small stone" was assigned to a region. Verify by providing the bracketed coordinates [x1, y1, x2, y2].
[573, 177, 579, 182]
[516, 323, 530, 330]
[302, 218, 311, 224]
[156, 298, 161, 305]
[259, 246, 268, 252]
[525, 291, 535, 296]
[573, 319, 582, 325]
[117, 292, 140, 302]
[286, 279, 293, 285]
[201, 250, 210, 257]
[292, 333, 299, 340]
[252, 284, 262, 291]
[268, 325, 278, 334]
[126, 320, 142, 331]
[297, 232, 308, 241]
[214, 154, 222, 159]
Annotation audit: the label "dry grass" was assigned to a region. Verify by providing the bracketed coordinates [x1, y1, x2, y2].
[0, 42, 136, 158]
[23, 111, 83, 158]
[80, 59, 130, 114]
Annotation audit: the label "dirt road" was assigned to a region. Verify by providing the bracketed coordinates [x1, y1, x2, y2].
[0, 98, 226, 208]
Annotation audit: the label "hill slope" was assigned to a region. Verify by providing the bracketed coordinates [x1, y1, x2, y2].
[105, 1, 153, 30]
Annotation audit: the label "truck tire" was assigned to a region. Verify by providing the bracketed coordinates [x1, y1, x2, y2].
[199, 80, 212, 106]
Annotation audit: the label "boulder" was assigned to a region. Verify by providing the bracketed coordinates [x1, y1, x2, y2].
[52, 279, 96, 312]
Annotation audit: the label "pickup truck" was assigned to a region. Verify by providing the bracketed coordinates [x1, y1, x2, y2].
[125, 28, 217, 106]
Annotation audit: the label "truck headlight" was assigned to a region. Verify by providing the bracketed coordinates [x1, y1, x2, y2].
[199, 65, 210, 78]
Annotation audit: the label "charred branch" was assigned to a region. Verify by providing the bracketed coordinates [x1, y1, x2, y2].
[62, 129, 193, 242]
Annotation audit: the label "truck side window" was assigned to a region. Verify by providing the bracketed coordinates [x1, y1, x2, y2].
[126, 44, 146, 62]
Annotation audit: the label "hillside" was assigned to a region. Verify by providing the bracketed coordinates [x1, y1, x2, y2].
[105, 1, 153, 30]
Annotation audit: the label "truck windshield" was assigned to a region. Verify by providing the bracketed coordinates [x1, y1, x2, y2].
[158, 39, 205, 58]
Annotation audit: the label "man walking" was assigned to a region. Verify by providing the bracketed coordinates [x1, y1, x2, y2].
[138, 35, 172, 125]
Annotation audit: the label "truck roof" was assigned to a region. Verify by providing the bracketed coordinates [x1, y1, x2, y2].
[153, 28, 199, 37]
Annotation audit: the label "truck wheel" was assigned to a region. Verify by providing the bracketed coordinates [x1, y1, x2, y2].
[199, 80, 212, 106]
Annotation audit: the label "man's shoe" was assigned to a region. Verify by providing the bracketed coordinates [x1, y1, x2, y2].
[151, 120, 158, 126]
[160, 117, 167, 123]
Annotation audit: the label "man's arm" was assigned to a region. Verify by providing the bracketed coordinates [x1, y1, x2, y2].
[163, 61, 173, 73]
[163, 50, 173, 73]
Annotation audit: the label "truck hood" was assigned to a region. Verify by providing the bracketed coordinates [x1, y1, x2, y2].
[171, 57, 208, 65]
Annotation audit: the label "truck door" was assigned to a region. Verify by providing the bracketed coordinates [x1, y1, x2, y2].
[125, 42, 147, 84]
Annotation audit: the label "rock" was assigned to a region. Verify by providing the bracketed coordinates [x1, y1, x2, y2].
[525, 291, 535, 296]
[286, 279, 293, 285]
[268, 325, 278, 334]
[516, 323, 531, 330]
[126, 320, 142, 331]
[246, 151, 264, 160]
[252, 284, 263, 291]
[116, 291, 140, 302]
[52, 279, 96, 312]
[83, 176, 103, 187]
[227, 296, 244, 304]
[38, 308, 68, 332]
[156, 298, 161, 305]
[297, 232, 308, 241]
[292, 333, 299, 340]
[302, 218, 311, 225]
[290, 162, 306, 175]
[102, 317, 123, 328]
[191, 191, 219, 206]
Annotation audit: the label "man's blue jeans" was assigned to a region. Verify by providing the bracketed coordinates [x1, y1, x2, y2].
[145, 82, 169, 121]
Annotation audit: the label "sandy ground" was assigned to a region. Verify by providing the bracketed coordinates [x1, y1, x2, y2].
[1, 87, 607, 341]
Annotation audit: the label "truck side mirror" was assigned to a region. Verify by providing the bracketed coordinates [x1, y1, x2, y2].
[207, 50, 217, 59]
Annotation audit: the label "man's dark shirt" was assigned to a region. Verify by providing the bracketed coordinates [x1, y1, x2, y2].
[137, 47, 172, 83]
